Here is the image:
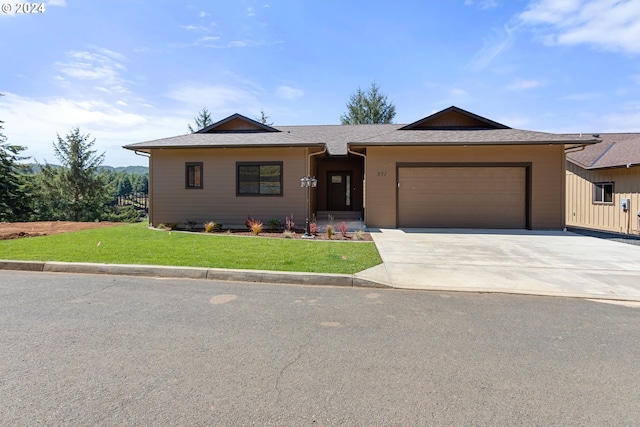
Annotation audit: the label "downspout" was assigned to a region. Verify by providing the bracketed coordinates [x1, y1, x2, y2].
[348, 146, 366, 224]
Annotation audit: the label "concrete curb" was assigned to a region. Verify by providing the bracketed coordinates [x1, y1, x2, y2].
[0, 260, 392, 289]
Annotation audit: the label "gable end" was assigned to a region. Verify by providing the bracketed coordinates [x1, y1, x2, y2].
[400, 106, 511, 130]
[198, 113, 281, 133]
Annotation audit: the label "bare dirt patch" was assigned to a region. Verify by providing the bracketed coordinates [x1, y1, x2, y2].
[0, 221, 126, 240]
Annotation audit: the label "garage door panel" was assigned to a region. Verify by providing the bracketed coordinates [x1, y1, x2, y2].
[398, 167, 526, 228]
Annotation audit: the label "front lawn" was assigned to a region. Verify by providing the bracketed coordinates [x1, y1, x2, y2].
[0, 222, 382, 274]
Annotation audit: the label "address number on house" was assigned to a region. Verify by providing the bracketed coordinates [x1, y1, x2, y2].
[377, 171, 387, 176]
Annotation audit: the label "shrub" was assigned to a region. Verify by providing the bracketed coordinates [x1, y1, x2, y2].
[166, 222, 178, 230]
[285, 215, 295, 231]
[185, 219, 197, 231]
[326, 224, 334, 239]
[266, 218, 282, 230]
[353, 229, 365, 240]
[204, 221, 221, 233]
[309, 222, 318, 234]
[247, 219, 263, 235]
[337, 221, 349, 237]
[282, 230, 295, 238]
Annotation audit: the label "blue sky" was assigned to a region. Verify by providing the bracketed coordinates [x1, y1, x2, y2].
[1, 0, 640, 166]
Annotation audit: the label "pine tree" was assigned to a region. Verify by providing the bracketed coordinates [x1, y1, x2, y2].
[36, 128, 112, 221]
[340, 82, 397, 125]
[188, 107, 213, 133]
[0, 118, 30, 221]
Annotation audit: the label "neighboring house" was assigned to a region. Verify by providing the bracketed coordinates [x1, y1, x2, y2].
[566, 133, 640, 235]
[123, 106, 598, 230]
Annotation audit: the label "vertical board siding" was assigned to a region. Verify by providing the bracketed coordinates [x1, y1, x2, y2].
[566, 162, 640, 235]
[366, 145, 564, 229]
[149, 147, 308, 227]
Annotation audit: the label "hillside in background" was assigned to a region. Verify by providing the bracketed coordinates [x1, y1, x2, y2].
[21, 164, 149, 175]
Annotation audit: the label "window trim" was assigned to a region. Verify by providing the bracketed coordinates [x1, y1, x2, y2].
[236, 162, 283, 196]
[593, 182, 614, 204]
[185, 162, 203, 189]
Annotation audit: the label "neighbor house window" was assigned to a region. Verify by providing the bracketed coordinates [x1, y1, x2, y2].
[593, 182, 613, 204]
[237, 162, 282, 196]
[185, 162, 203, 189]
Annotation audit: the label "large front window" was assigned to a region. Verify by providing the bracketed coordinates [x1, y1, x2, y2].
[237, 162, 282, 196]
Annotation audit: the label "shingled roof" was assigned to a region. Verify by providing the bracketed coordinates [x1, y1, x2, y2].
[565, 133, 640, 169]
[124, 107, 600, 156]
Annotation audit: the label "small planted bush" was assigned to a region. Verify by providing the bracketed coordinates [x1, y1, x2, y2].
[326, 224, 334, 239]
[353, 229, 365, 241]
[337, 221, 349, 237]
[247, 219, 263, 236]
[204, 221, 221, 233]
[285, 215, 295, 231]
[309, 222, 318, 235]
[282, 229, 295, 238]
[266, 218, 282, 230]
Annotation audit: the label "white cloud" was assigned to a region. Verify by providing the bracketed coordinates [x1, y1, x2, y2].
[275, 86, 304, 100]
[506, 79, 546, 90]
[450, 88, 469, 97]
[464, 0, 499, 9]
[467, 25, 515, 71]
[56, 49, 130, 94]
[0, 92, 187, 166]
[247, 7, 255, 16]
[47, 0, 66, 6]
[165, 83, 262, 114]
[561, 92, 600, 101]
[520, 0, 640, 54]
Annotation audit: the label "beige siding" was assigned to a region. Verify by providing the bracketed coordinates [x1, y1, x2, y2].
[149, 147, 308, 227]
[365, 145, 565, 229]
[566, 162, 640, 235]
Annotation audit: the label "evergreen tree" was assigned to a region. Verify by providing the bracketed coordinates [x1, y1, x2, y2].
[188, 107, 213, 133]
[0, 118, 30, 221]
[340, 82, 397, 125]
[257, 109, 273, 125]
[36, 128, 113, 221]
[117, 173, 133, 196]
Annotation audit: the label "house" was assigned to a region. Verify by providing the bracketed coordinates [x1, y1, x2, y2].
[566, 133, 640, 235]
[123, 106, 598, 230]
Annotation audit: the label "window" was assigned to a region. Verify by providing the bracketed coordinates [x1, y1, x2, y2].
[593, 182, 613, 204]
[237, 162, 282, 196]
[185, 162, 203, 189]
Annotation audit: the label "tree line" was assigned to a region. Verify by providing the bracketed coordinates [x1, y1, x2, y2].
[1, 119, 147, 223]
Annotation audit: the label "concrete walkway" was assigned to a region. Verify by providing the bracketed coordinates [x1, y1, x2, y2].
[355, 229, 640, 302]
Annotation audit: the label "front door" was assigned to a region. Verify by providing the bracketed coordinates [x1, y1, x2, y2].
[327, 172, 352, 210]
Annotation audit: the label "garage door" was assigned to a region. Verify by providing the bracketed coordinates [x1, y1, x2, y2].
[398, 167, 527, 228]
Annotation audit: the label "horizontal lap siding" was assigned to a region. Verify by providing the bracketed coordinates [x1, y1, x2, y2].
[366, 145, 564, 229]
[150, 148, 308, 227]
[398, 167, 526, 228]
[566, 162, 640, 235]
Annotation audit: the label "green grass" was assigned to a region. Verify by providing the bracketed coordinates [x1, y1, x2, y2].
[0, 222, 382, 274]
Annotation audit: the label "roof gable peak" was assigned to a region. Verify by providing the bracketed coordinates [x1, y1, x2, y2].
[198, 113, 280, 133]
[400, 106, 510, 131]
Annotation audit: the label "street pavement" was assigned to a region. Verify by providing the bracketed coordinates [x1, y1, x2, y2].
[2, 271, 639, 426]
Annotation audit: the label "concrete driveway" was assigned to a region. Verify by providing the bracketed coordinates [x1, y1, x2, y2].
[355, 229, 640, 301]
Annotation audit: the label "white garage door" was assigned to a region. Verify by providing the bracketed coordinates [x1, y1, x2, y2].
[397, 167, 527, 228]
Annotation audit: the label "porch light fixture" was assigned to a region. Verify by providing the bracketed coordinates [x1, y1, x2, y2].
[300, 176, 317, 238]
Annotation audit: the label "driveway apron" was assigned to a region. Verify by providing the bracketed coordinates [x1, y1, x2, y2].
[356, 229, 640, 301]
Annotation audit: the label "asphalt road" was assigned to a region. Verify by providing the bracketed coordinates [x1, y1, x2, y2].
[1, 271, 639, 426]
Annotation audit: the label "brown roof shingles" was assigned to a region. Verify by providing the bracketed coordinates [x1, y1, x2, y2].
[565, 133, 640, 169]
[124, 124, 600, 156]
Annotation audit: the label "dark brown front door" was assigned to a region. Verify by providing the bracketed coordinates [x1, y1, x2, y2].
[327, 172, 352, 210]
